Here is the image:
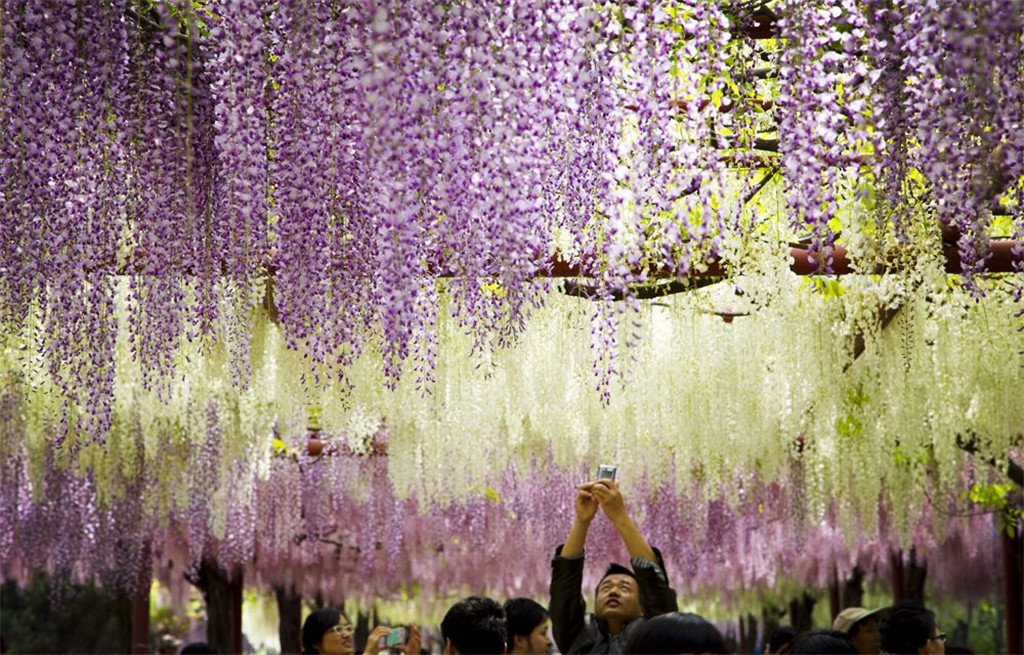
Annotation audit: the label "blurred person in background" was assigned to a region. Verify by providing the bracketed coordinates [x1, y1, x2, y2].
[881, 602, 945, 655]
[833, 607, 885, 655]
[441, 596, 508, 655]
[504, 598, 554, 655]
[623, 612, 729, 654]
[786, 629, 857, 654]
[765, 625, 798, 654]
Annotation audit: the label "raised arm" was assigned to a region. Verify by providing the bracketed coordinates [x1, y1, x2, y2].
[550, 484, 599, 653]
[561, 483, 598, 557]
[590, 480, 656, 562]
[590, 480, 678, 617]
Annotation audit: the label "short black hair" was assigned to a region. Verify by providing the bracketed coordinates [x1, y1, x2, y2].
[595, 562, 637, 594]
[441, 596, 507, 654]
[623, 612, 729, 655]
[503, 598, 549, 639]
[766, 625, 798, 653]
[179, 643, 216, 655]
[786, 629, 857, 654]
[301, 606, 343, 655]
[882, 601, 937, 654]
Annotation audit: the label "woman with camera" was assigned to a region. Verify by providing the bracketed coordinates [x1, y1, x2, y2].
[301, 607, 421, 655]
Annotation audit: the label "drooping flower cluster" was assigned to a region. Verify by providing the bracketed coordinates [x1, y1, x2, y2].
[0, 0, 130, 446]
[0, 0, 1022, 616]
[0, 439, 1007, 615]
[897, 1, 1024, 291]
[579, 1, 740, 399]
[776, 0, 874, 273]
[2, 273, 1021, 609]
[260, 0, 627, 390]
[1, 0, 1021, 439]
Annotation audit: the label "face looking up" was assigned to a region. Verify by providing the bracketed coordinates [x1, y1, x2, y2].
[595, 573, 642, 625]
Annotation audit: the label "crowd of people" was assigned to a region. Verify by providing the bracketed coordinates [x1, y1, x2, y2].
[248, 479, 964, 654]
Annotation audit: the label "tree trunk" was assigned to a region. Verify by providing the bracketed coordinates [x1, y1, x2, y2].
[190, 557, 241, 655]
[276, 584, 302, 655]
[129, 541, 152, 654]
[355, 609, 371, 655]
[132, 584, 152, 654]
[891, 549, 927, 603]
[738, 613, 759, 655]
[842, 565, 865, 608]
[904, 548, 927, 603]
[829, 568, 840, 624]
[789, 593, 816, 633]
[761, 603, 784, 648]
[116, 592, 134, 655]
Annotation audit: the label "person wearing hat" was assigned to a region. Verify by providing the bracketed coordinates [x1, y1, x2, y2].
[833, 606, 885, 655]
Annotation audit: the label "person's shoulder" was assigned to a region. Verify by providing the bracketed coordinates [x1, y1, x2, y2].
[571, 615, 606, 647]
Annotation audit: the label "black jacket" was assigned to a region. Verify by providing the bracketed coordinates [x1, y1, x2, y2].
[549, 545, 678, 654]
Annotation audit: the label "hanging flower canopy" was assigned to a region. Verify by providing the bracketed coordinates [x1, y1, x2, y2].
[1, 0, 1022, 606]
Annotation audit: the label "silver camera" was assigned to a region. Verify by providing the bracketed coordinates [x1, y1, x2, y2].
[597, 465, 617, 481]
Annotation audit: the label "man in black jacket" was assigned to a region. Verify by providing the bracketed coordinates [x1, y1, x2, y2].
[549, 478, 678, 654]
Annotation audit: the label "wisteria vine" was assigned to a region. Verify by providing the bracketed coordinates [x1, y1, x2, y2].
[0, 0, 1022, 610]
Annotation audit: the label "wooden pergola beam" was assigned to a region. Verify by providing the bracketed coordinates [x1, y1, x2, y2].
[541, 240, 1021, 279]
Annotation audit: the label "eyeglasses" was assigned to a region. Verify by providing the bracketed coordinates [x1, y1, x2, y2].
[328, 624, 355, 636]
[931, 633, 947, 644]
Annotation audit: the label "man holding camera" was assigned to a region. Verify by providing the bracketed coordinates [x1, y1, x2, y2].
[549, 475, 678, 654]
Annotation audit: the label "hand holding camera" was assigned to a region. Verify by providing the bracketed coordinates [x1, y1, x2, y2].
[588, 473, 628, 524]
[366, 624, 420, 655]
[576, 465, 627, 523]
[574, 483, 600, 524]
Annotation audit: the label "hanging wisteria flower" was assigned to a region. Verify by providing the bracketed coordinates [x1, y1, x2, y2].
[0, 0, 1021, 619]
[776, 0, 872, 274]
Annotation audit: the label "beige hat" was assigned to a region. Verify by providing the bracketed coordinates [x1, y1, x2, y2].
[833, 607, 885, 634]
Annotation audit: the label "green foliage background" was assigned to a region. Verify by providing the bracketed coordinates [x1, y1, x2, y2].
[1, 575, 123, 654]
